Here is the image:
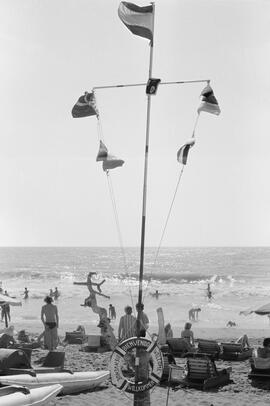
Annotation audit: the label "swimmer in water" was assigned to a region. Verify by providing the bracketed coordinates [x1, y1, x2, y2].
[23, 287, 29, 299]
[207, 283, 213, 301]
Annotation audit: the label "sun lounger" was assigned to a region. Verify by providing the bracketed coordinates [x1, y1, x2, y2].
[197, 339, 221, 360]
[166, 338, 193, 357]
[169, 353, 232, 390]
[220, 342, 253, 361]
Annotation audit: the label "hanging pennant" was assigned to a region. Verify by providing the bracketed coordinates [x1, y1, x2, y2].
[197, 84, 221, 116]
[177, 139, 195, 165]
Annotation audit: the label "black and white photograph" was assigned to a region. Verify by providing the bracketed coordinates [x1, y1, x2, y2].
[0, 1, 269, 405]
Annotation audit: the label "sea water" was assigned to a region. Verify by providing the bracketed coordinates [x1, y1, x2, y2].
[0, 246, 270, 335]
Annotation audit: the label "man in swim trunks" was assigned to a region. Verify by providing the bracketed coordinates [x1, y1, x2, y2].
[41, 295, 59, 350]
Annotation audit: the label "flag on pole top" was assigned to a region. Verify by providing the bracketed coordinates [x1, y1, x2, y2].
[72, 92, 99, 118]
[197, 85, 221, 116]
[118, 2, 154, 41]
[177, 139, 196, 165]
[146, 78, 161, 95]
[96, 140, 108, 161]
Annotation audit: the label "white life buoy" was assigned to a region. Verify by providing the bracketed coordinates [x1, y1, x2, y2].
[110, 337, 164, 393]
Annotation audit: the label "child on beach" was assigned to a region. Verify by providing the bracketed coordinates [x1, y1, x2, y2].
[181, 322, 195, 347]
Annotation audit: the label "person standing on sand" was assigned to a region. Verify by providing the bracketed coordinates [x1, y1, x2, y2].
[118, 305, 136, 341]
[135, 303, 149, 337]
[181, 322, 195, 347]
[41, 296, 59, 350]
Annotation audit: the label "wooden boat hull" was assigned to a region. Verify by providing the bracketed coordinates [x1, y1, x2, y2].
[0, 384, 62, 406]
[0, 371, 110, 395]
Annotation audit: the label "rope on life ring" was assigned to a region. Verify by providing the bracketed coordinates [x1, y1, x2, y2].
[110, 336, 164, 394]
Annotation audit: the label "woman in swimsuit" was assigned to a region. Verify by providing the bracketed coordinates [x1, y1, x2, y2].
[41, 296, 59, 350]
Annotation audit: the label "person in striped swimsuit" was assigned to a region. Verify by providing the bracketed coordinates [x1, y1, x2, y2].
[118, 305, 136, 341]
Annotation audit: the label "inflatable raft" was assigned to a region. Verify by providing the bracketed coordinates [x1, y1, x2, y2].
[0, 384, 62, 406]
[0, 370, 110, 395]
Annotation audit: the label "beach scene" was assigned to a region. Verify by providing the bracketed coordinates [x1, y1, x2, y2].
[1, 0, 270, 405]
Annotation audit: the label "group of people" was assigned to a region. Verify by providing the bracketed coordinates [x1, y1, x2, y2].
[49, 287, 60, 300]
[118, 303, 149, 341]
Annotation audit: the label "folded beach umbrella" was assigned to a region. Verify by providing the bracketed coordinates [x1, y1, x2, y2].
[254, 303, 270, 315]
[0, 293, 21, 306]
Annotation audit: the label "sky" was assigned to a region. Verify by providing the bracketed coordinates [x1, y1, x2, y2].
[0, 0, 270, 247]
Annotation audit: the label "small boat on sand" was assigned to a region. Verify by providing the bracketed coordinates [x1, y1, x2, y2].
[0, 370, 110, 395]
[0, 383, 62, 406]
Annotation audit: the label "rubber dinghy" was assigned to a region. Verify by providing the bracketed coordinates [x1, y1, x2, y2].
[0, 384, 62, 406]
[0, 371, 110, 395]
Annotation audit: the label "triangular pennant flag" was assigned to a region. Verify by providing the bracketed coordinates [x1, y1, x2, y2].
[96, 140, 108, 161]
[197, 85, 221, 116]
[118, 2, 153, 41]
[72, 92, 99, 118]
[146, 78, 161, 95]
[177, 139, 195, 165]
[102, 154, 125, 171]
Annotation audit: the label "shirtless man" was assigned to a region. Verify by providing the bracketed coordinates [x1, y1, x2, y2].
[41, 296, 59, 350]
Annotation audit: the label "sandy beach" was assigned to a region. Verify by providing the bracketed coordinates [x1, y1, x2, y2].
[14, 326, 270, 406]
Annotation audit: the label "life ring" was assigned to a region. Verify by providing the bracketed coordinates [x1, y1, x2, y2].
[110, 336, 164, 393]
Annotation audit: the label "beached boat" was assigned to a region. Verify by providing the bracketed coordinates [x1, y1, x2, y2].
[0, 370, 110, 395]
[0, 383, 62, 406]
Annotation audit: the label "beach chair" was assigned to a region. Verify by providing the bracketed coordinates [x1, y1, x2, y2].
[248, 353, 270, 379]
[166, 338, 193, 358]
[159, 345, 176, 382]
[0, 349, 65, 376]
[35, 351, 65, 372]
[220, 342, 253, 361]
[174, 353, 232, 390]
[197, 339, 221, 360]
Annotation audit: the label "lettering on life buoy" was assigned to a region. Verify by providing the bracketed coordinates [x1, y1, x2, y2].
[110, 337, 164, 394]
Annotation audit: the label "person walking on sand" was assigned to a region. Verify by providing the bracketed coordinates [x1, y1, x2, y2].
[118, 305, 136, 341]
[109, 304, 116, 320]
[41, 296, 59, 351]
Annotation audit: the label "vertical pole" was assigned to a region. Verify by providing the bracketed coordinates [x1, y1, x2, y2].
[134, 4, 155, 406]
[137, 0, 155, 327]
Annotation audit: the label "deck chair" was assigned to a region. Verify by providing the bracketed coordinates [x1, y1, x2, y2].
[33, 351, 65, 372]
[197, 339, 221, 360]
[248, 354, 270, 379]
[1, 350, 65, 376]
[166, 338, 194, 357]
[181, 353, 232, 390]
[220, 342, 253, 361]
